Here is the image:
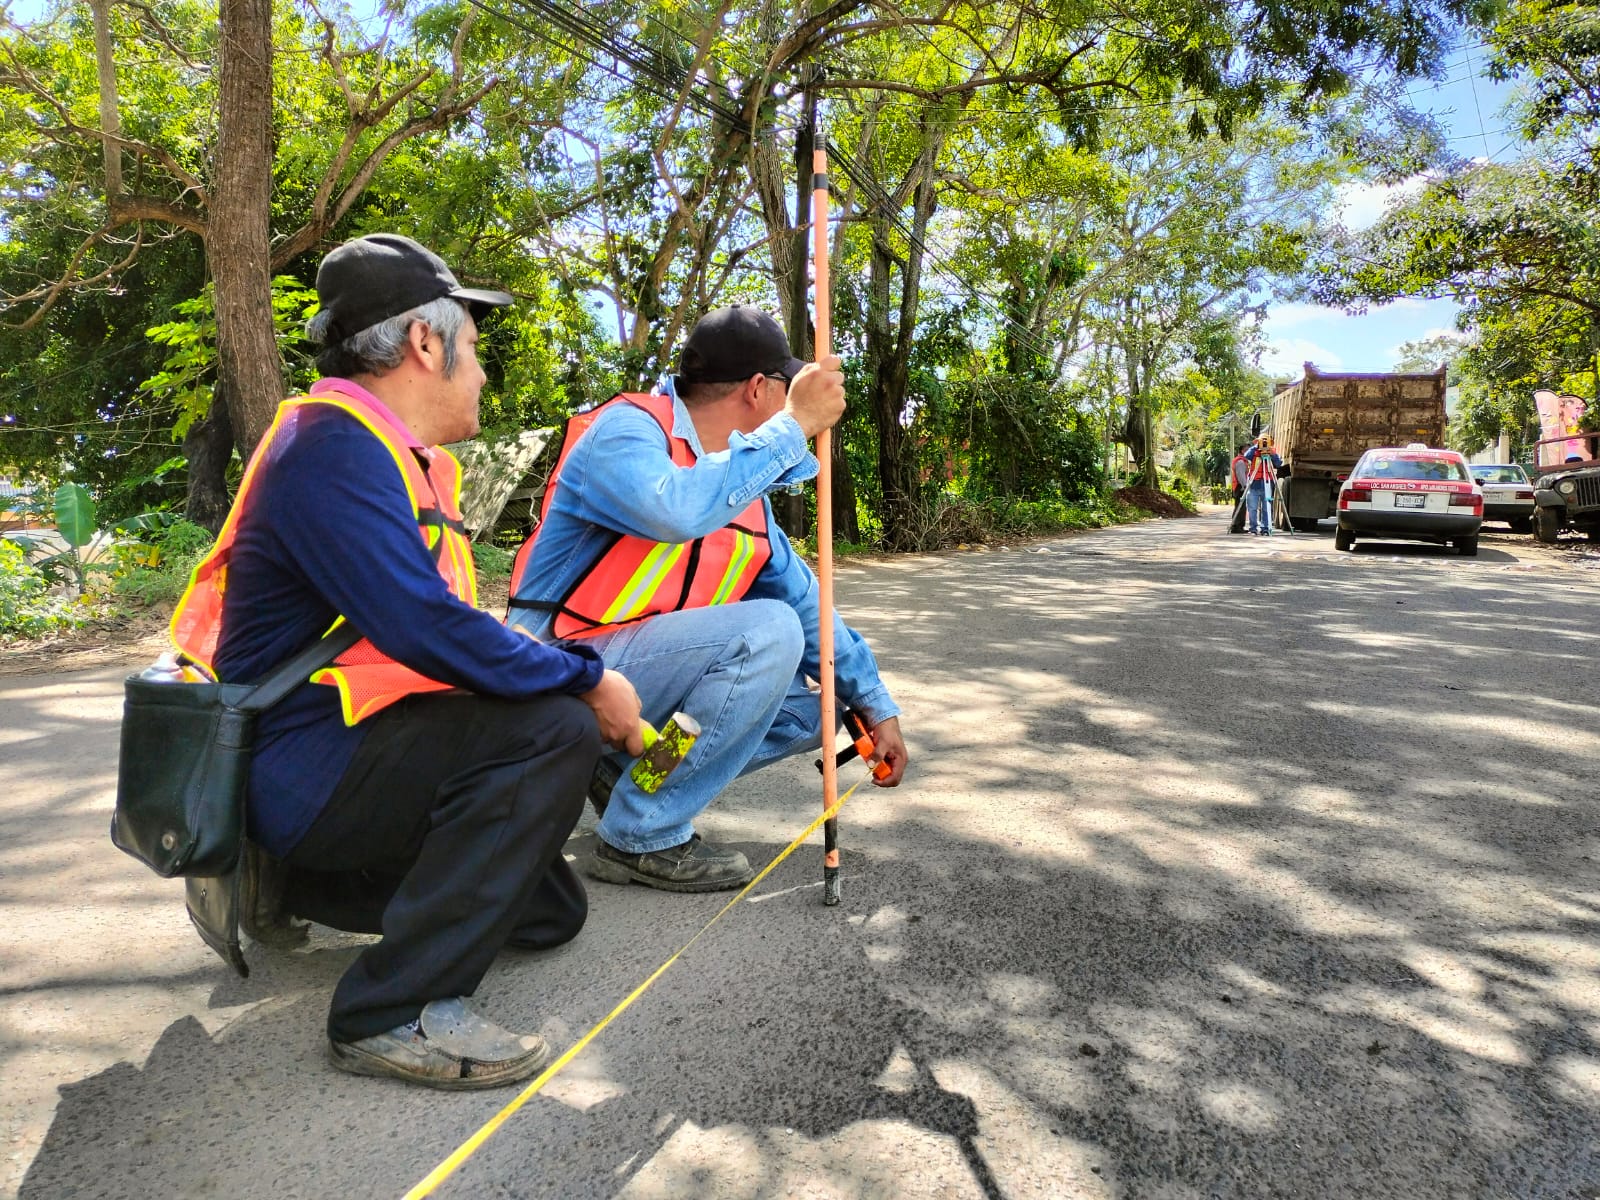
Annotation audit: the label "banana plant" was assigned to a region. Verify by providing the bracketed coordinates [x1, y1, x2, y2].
[11, 483, 106, 596]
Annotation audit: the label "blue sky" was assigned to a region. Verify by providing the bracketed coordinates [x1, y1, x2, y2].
[1257, 42, 1518, 378]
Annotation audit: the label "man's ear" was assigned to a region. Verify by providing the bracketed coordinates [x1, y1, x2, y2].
[741, 374, 765, 412]
[405, 321, 435, 371]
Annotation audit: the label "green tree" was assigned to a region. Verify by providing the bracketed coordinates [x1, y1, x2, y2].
[0, 0, 511, 524]
[1394, 333, 1469, 380]
[1315, 0, 1600, 423]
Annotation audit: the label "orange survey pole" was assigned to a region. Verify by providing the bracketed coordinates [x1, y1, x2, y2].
[811, 100, 841, 907]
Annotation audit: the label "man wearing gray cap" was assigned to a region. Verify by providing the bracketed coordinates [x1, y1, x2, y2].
[508, 304, 909, 893]
[174, 233, 642, 1088]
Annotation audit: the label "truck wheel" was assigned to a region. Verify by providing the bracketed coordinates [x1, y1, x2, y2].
[1334, 527, 1353, 552]
[1534, 505, 1561, 544]
[1291, 518, 1320, 533]
[1456, 535, 1478, 557]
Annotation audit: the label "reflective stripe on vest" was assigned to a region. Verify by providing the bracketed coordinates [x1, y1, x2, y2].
[509, 393, 773, 639]
[169, 393, 477, 726]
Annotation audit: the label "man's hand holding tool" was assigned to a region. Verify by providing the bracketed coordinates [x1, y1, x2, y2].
[816, 710, 909, 787]
[863, 715, 908, 786]
[581, 668, 645, 756]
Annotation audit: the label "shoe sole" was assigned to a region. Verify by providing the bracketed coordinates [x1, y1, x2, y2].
[327, 1039, 550, 1091]
[583, 853, 753, 893]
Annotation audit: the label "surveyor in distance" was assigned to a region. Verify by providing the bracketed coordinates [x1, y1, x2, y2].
[508, 305, 909, 893]
[171, 233, 643, 1089]
[1229, 444, 1251, 534]
[1244, 434, 1282, 536]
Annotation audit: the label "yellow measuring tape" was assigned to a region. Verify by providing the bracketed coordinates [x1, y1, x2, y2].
[403, 773, 870, 1199]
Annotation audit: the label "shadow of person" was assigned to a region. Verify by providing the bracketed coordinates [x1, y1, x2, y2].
[15, 943, 447, 1199]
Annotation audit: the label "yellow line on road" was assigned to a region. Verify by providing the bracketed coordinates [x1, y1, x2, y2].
[403, 773, 871, 1199]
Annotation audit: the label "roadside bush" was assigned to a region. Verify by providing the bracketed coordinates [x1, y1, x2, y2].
[867, 490, 1137, 550]
[473, 541, 514, 577]
[1160, 472, 1198, 508]
[0, 539, 89, 638]
[112, 519, 215, 607]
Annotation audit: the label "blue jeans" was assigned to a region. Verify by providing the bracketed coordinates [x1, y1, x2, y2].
[579, 600, 818, 853]
[1246, 487, 1272, 533]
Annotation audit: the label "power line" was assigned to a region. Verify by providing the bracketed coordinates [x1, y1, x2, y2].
[469, 0, 1272, 376]
[1462, 41, 1494, 160]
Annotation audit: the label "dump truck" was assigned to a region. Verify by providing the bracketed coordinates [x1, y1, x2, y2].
[1266, 362, 1449, 531]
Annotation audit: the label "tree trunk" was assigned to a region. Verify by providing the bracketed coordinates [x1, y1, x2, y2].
[766, 100, 813, 542]
[89, 0, 123, 197]
[865, 161, 938, 551]
[1135, 404, 1157, 487]
[211, 0, 281, 457]
[830, 426, 859, 544]
[183, 390, 235, 533]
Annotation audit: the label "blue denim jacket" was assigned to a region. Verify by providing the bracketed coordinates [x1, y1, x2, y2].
[510, 379, 900, 725]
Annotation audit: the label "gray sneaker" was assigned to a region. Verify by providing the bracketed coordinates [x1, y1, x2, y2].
[585, 834, 753, 892]
[328, 997, 550, 1090]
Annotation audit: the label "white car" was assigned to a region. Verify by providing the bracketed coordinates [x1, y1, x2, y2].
[1469, 463, 1535, 533]
[1336, 445, 1484, 556]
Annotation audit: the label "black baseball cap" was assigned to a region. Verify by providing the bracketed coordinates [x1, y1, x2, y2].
[678, 305, 806, 385]
[313, 233, 513, 342]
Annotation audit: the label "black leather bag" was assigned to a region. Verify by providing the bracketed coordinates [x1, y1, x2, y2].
[112, 678, 260, 878]
[110, 626, 361, 976]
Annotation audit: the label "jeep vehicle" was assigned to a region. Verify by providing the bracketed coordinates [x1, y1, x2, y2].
[1531, 433, 1600, 542]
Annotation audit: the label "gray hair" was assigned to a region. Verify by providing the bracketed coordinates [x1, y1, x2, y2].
[306, 296, 468, 379]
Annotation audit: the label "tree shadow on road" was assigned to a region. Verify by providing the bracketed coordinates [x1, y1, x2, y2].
[13, 524, 1600, 1198]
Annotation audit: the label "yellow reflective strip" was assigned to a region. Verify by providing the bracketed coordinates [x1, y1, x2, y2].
[710, 531, 754, 606]
[309, 666, 362, 727]
[454, 532, 479, 606]
[600, 542, 684, 624]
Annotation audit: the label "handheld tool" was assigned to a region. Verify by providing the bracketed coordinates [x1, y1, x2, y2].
[814, 708, 892, 781]
[629, 712, 701, 794]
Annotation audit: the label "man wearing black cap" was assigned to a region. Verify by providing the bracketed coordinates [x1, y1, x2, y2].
[185, 233, 643, 1088]
[509, 304, 909, 893]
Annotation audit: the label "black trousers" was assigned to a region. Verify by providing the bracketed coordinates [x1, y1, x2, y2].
[1229, 488, 1247, 533]
[281, 691, 600, 1043]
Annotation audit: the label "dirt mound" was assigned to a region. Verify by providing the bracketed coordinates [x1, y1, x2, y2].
[1113, 486, 1198, 518]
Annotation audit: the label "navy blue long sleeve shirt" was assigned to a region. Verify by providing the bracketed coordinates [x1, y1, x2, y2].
[214, 392, 604, 856]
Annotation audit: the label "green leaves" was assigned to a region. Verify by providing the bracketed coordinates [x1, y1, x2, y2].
[53, 482, 95, 549]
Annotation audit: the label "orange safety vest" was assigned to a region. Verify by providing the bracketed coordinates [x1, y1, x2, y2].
[170, 392, 478, 726]
[509, 393, 772, 640]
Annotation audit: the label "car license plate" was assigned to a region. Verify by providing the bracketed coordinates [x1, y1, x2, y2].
[1396, 493, 1426, 509]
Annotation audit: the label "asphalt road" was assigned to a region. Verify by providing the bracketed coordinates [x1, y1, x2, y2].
[3, 512, 1599, 1199]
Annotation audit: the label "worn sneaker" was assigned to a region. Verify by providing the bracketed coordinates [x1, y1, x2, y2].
[328, 997, 549, 1090]
[587, 757, 623, 817]
[585, 834, 753, 892]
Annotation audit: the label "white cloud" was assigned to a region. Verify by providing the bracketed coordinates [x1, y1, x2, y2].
[1260, 337, 1344, 377]
[1330, 176, 1428, 231]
